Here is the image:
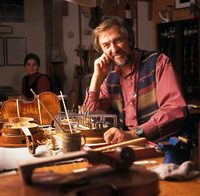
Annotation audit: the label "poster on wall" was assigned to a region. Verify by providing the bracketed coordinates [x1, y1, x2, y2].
[175, 0, 195, 9]
[0, 37, 5, 66]
[6, 37, 27, 66]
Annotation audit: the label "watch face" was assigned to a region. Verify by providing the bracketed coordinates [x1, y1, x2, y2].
[135, 127, 144, 136]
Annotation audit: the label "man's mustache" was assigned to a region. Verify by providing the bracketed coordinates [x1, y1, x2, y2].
[112, 48, 126, 57]
[110, 52, 131, 66]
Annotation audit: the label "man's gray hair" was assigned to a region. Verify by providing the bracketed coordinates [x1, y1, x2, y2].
[93, 17, 129, 52]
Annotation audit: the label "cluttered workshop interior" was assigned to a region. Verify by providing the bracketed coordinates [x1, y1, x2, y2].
[0, 0, 200, 195]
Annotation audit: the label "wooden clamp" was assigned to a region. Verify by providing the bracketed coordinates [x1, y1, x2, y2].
[18, 147, 135, 185]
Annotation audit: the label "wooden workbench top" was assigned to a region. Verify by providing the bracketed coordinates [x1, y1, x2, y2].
[0, 157, 200, 196]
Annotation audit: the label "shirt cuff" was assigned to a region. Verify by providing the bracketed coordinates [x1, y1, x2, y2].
[87, 91, 100, 100]
[139, 121, 159, 139]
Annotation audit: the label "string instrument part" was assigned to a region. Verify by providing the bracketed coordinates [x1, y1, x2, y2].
[1, 92, 61, 125]
[0, 116, 43, 148]
[3, 117, 38, 135]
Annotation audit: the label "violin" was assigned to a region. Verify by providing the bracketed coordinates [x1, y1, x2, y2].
[0, 92, 61, 125]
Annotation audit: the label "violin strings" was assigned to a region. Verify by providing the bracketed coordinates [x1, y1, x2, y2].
[60, 91, 73, 133]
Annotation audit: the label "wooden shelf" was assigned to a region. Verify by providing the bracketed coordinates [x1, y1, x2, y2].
[157, 18, 200, 100]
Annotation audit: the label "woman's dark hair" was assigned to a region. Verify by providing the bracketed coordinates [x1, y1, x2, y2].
[24, 53, 40, 66]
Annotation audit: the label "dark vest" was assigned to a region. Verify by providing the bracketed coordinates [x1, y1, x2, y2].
[106, 51, 159, 129]
[23, 74, 52, 100]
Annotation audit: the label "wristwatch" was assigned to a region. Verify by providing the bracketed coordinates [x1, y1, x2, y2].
[135, 127, 145, 137]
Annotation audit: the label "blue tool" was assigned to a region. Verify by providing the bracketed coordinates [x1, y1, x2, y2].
[156, 136, 196, 165]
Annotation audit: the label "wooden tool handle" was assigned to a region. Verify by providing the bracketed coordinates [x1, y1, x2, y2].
[19, 150, 88, 185]
[91, 137, 147, 152]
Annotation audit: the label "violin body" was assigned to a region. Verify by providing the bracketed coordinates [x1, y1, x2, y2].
[1, 92, 61, 125]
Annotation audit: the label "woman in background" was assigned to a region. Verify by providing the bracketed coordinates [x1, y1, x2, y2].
[21, 53, 52, 100]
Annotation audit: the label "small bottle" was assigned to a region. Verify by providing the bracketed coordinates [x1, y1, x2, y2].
[124, 2, 132, 28]
[125, 2, 132, 19]
[184, 27, 188, 36]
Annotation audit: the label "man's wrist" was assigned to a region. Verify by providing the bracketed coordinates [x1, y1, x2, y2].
[89, 74, 104, 91]
[134, 127, 145, 137]
[92, 73, 105, 82]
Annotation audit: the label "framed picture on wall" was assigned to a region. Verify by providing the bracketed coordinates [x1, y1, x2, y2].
[175, 0, 195, 9]
[0, 25, 13, 34]
[0, 38, 5, 66]
[0, 0, 24, 22]
[6, 37, 27, 66]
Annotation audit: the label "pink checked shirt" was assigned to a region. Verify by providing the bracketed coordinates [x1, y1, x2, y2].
[84, 51, 187, 141]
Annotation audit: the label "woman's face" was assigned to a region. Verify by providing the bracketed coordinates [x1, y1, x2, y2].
[24, 59, 39, 75]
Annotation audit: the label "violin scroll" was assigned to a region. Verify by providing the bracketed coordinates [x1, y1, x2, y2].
[26, 135, 38, 155]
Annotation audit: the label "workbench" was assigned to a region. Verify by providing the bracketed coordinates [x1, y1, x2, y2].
[0, 156, 199, 196]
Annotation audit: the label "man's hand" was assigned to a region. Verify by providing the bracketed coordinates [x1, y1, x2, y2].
[89, 53, 112, 92]
[93, 53, 112, 79]
[103, 127, 138, 144]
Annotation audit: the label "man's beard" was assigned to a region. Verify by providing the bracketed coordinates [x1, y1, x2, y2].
[112, 51, 131, 67]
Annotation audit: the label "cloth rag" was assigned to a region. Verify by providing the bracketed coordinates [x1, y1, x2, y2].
[150, 161, 200, 181]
